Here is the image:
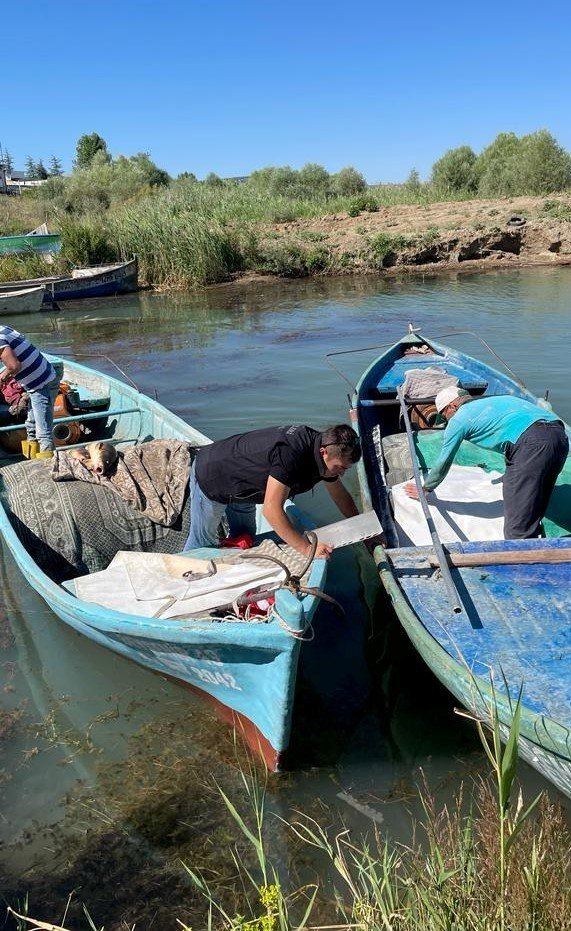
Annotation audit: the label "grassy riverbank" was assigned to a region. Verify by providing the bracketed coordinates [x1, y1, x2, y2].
[2, 181, 571, 291]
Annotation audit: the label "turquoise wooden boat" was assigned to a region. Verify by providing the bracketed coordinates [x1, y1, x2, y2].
[0, 231, 61, 255]
[353, 329, 571, 797]
[0, 354, 327, 770]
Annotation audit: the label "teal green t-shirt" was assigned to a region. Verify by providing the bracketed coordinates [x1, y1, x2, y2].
[424, 396, 559, 491]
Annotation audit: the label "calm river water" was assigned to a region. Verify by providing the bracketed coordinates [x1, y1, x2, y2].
[1, 266, 570, 926]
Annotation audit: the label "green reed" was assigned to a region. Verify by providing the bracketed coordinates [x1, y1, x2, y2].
[181, 691, 570, 931]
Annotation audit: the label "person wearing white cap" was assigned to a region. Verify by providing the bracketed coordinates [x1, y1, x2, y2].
[404, 387, 569, 538]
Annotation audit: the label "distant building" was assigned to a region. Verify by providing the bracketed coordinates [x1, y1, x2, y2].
[0, 169, 49, 195]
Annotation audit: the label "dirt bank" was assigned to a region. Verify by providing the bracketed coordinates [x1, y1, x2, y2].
[251, 193, 571, 279]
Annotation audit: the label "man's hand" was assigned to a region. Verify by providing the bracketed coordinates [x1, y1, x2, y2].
[310, 541, 333, 560]
[263, 476, 331, 558]
[404, 481, 422, 500]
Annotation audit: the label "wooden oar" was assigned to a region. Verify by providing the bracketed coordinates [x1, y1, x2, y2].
[429, 548, 571, 568]
[396, 385, 465, 615]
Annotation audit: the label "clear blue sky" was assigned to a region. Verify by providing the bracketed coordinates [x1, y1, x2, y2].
[3, 0, 571, 182]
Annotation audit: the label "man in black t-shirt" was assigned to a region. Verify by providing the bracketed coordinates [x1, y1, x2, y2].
[184, 424, 361, 559]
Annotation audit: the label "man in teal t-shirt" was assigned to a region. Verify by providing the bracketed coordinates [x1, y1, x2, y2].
[405, 387, 569, 538]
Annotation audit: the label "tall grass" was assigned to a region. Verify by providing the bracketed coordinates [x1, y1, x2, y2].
[179, 692, 570, 931]
[2, 175, 570, 289]
[109, 191, 245, 287]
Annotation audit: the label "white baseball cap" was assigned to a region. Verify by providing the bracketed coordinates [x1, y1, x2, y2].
[435, 386, 463, 413]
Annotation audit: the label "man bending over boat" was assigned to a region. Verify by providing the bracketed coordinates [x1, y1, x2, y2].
[405, 387, 569, 538]
[184, 424, 361, 558]
[0, 324, 59, 458]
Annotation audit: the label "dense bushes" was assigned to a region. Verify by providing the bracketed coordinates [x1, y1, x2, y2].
[432, 131, 571, 197]
[431, 145, 478, 194]
[247, 163, 366, 200]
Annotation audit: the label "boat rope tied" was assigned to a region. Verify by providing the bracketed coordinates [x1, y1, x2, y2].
[239, 531, 345, 618]
[272, 607, 315, 641]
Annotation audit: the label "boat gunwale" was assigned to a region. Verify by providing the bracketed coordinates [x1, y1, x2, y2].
[357, 332, 571, 779]
[0, 353, 326, 640]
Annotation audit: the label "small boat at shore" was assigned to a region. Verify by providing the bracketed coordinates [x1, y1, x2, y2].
[348, 327, 571, 797]
[0, 257, 138, 303]
[0, 353, 328, 769]
[0, 225, 61, 256]
[0, 284, 46, 316]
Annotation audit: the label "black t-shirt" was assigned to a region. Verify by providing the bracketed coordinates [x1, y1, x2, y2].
[194, 424, 335, 504]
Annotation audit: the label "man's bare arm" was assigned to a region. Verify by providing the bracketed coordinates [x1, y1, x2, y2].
[262, 476, 333, 559]
[0, 346, 22, 383]
[325, 478, 359, 518]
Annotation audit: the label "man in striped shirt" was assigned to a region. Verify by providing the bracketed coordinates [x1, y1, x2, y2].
[0, 325, 59, 453]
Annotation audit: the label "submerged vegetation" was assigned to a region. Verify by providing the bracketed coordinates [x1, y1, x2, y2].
[4, 691, 571, 931]
[1, 129, 571, 290]
[177, 695, 570, 931]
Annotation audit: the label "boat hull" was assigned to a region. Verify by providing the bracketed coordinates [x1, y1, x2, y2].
[48, 259, 138, 301]
[0, 353, 325, 767]
[356, 332, 571, 797]
[0, 258, 138, 303]
[0, 285, 46, 315]
[378, 549, 571, 798]
[0, 233, 61, 255]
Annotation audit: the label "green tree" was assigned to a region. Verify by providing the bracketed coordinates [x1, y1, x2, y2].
[177, 171, 198, 182]
[74, 133, 110, 170]
[298, 163, 331, 198]
[475, 132, 522, 196]
[128, 152, 170, 187]
[517, 130, 571, 194]
[204, 172, 224, 186]
[431, 145, 478, 193]
[405, 168, 422, 192]
[49, 155, 64, 176]
[25, 156, 37, 179]
[35, 159, 49, 180]
[0, 149, 13, 173]
[333, 166, 367, 196]
[248, 166, 302, 198]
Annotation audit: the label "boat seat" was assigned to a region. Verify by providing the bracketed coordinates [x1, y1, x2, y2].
[374, 358, 488, 396]
[65, 385, 111, 412]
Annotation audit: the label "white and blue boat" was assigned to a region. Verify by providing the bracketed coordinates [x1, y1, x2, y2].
[350, 328, 571, 797]
[0, 354, 327, 770]
[0, 257, 138, 303]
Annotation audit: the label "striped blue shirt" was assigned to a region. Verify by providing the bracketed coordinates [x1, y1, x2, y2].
[0, 325, 55, 391]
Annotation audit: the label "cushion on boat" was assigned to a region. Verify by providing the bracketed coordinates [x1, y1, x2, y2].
[0, 457, 192, 583]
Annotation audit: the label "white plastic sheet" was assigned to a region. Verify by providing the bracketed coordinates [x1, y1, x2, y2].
[73, 551, 286, 619]
[392, 464, 505, 546]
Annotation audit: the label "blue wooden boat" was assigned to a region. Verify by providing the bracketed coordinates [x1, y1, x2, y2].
[352, 328, 571, 797]
[0, 257, 138, 303]
[0, 354, 327, 770]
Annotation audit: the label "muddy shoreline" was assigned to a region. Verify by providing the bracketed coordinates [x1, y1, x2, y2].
[197, 192, 571, 291]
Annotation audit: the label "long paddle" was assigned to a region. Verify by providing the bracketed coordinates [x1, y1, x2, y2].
[396, 385, 465, 615]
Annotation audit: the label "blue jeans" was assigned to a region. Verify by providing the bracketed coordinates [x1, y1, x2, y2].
[184, 463, 257, 550]
[25, 377, 59, 451]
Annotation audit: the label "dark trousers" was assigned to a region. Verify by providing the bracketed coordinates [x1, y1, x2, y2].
[503, 420, 569, 538]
